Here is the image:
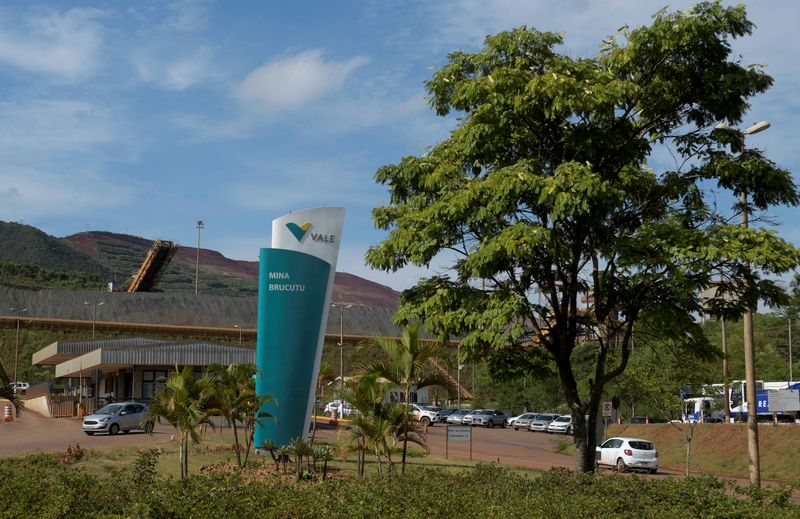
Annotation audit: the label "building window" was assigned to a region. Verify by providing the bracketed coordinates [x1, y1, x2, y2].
[142, 370, 168, 399]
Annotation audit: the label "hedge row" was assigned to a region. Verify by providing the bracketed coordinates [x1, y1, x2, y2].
[0, 451, 797, 518]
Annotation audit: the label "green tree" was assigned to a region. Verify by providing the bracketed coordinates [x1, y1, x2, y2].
[357, 324, 453, 473]
[142, 365, 217, 479]
[338, 372, 426, 477]
[366, 3, 799, 472]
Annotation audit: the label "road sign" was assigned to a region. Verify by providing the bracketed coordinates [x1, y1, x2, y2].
[602, 401, 613, 417]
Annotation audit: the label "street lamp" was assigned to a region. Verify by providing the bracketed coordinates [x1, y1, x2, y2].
[330, 302, 354, 391]
[233, 324, 243, 345]
[84, 301, 104, 339]
[10, 307, 27, 383]
[715, 119, 770, 487]
[195, 220, 204, 295]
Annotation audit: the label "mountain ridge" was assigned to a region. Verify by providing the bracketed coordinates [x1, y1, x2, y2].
[0, 222, 399, 309]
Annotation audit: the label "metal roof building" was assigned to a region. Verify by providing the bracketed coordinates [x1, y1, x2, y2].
[33, 337, 256, 408]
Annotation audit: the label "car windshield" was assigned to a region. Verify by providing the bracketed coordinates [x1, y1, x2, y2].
[95, 404, 125, 415]
[477, 410, 492, 415]
[628, 441, 654, 451]
[554, 416, 570, 423]
[422, 406, 440, 412]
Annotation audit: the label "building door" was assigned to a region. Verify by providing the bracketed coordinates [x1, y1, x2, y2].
[123, 372, 133, 400]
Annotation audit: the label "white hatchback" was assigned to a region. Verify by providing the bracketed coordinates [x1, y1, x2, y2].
[596, 436, 658, 473]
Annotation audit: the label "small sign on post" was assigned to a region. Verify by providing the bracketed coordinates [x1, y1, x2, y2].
[602, 401, 613, 417]
[446, 425, 472, 460]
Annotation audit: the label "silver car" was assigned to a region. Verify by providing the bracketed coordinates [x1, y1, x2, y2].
[446, 409, 471, 424]
[470, 409, 508, 428]
[82, 402, 151, 436]
[510, 413, 539, 430]
[529, 413, 561, 432]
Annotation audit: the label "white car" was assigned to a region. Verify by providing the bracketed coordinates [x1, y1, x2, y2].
[546, 415, 573, 434]
[461, 409, 481, 424]
[410, 404, 440, 426]
[9, 382, 30, 394]
[596, 437, 659, 473]
[323, 400, 353, 417]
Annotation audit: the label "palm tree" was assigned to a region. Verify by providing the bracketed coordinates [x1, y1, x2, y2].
[142, 365, 217, 479]
[206, 363, 276, 468]
[338, 372, 426, 477]
[358, 324, 454, 473]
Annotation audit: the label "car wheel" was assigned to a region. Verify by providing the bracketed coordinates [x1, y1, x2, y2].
[566, 427, 572, 435]
[85, 432, 94, 436]
[616, 458, 627, 472]
[501, 421, 506, 429]
[123, 429, 130, 434]
[514, 426, 519, 431]
[109, 423, 120, 435]
[421, 417, 430, 426]
[649, 468, 658, 475]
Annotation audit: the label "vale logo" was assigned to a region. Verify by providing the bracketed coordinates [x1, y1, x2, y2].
[286, 222, 312, 242]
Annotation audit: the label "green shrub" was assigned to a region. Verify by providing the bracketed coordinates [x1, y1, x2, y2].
[0, 459, 797, 518]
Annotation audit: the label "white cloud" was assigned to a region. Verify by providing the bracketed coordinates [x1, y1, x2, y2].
[0, 97, 115, 154]
[133, 46, 217, 90]
[0, 7, 104, 80]
[234, 50, 369, 112]
[0, 166, 135, 220]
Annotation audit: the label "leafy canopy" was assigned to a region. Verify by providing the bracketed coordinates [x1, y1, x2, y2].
[366, 2, 799, 471]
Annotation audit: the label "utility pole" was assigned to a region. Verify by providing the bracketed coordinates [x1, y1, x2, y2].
[331, 302, 354, 392]
[195, 220, 204, 295]
[84, 301, 104, 338]
[716, 120, 771, 487]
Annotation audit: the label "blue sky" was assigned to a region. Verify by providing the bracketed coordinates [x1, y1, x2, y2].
[0, 1, 797, 291]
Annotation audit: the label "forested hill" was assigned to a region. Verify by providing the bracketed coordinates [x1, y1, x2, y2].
[0, 221, 400, 308]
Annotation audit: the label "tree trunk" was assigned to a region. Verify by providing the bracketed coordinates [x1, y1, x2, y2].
[232, 415, 242, 468]
[375, 447, 383, 476]
[401, 384, 410, 474]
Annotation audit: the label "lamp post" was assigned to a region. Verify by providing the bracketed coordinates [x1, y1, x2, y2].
[789, 318, 793, 384]
[10, 307, 27, 383]
[457, 342, 462, 408]
[234, 324, 243, 345]
[716, 119, 770, 487]
[84, 301, 104, 339]
[331, 302, 354, 391]
[195, 220, 204, 295]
